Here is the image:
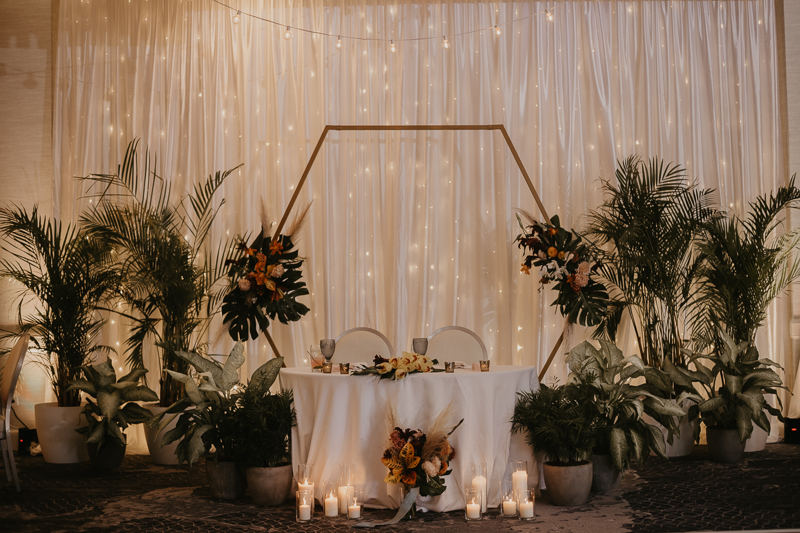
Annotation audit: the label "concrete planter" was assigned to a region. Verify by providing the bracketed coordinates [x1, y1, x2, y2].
[543, 461, 593, 506]
[644, 401, 698, 457]
[206, 460, 247, 500]
[88, 439, 127, 471]
[143, 403, 180, 465]
[707, 427, 746, 463]
[246, 464, 293, 506]
[34, 403, 89, 464]
[591, 454, 622, 493]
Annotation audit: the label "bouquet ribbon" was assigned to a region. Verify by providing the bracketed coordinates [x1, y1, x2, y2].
[353, 486, 420, 528]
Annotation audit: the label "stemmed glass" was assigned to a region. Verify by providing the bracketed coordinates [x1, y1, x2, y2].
[320, 339, 336, 363]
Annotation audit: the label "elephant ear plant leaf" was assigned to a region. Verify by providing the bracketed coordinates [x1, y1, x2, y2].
[67, 359, 158, 451]
[149, 342, 287, 468]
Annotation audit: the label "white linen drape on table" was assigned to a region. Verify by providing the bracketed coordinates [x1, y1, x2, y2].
[44, 1, 788, 451]
[281, 366, 540, 512]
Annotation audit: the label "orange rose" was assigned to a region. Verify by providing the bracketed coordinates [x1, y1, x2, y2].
[548, 228, 557, 236]
[558, 251, 565, 260]
[547, 247, 558, 258]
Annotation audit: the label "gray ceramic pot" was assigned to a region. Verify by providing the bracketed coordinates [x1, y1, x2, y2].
[706, 427, 746, 463]
[591, 454, 622, 493]
[206, 460, 247, 500]
[246, 464, 294, 506]
[543, 461, 593, 506]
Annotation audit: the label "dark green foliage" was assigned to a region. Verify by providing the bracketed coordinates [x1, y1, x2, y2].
[0, 205, 119, 407]
[586, 156, 713, 369]
[233, 386, 296, 468]
[67, 359, 158, 451]
[511, 383, 599, 466]
[80, 140, 239, 406]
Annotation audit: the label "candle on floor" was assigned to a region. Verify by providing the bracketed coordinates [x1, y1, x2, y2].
[466, 499, 481, 519]
[512, 469, 528, 498]
[348, 497, 361, 519]
[519, 498, 534, 518]
[298, 480, 314, 492]
[472, 475, 487, 513]
[324, 492, 338, 517]
[502, 498, 517, 516]
[338, 485, 352, 514]
[299, 498, 311, 521]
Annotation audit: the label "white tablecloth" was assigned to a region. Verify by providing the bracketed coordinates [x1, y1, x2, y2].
[280, 365, 540, 512]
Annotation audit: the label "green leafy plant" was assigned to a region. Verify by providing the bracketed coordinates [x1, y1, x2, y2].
[693, 328, 785, 442]
[566, 340, 688, 471]
[515, 214, 609, 327]
[149, 342, 287, 467]
[585, 156, 713, 368]
[233, 380, 296, 468]
[511, 382, 599, 466]
[67, 359, 158, 450]
[80, 140, 238, 406]
[0, 205, 119, 407]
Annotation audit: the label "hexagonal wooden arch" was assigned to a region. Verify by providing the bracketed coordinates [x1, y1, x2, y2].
[273, 124, 567, 380]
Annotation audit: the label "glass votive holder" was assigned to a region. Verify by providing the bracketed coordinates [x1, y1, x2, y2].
[338, 464, 353, 514]
[479, 360, 490, 372]
[339, 362, 350, 374]
[297, 489, 314, 523]
[322, 361, 333, 373]
[471, 463, 487, 513]
[347, 488, 364, 519]
[464, 488, 482, 520]
[308, 344, 323, 371]
[323, 481, 339, 517]
[297, 463, 314, 492]
[517, 489, 535, 520]
[444, 361, 455, 373]
[501, 479, 517, 517]
[510, 460, 528, 500]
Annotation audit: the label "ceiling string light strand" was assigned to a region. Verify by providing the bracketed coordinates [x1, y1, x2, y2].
[211, 0, 562, 47]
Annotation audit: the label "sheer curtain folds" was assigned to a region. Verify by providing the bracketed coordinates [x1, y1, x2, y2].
[53, 1, 783, 398]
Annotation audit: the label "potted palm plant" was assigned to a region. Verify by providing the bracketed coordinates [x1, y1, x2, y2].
[511, 382, 598, 506]
[67, 359, 158, 470]
[566, 340, 686, 492]
[584, 156, 713, 456]
[80, 140, 237, 464]
[0, 205, 118, 463]
[691, 179, 800, 453]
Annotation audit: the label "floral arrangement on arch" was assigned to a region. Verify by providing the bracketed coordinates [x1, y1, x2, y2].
[353, 352, 442, 380]
[515, 213, 609, 327]
[222, 232, 310, 341]
[381, 408, 462, 499]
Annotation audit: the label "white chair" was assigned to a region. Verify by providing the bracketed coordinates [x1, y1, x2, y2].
[1, 334, 29, 492]
[334, 327, 394, 364]
[426, 326, 487, 364]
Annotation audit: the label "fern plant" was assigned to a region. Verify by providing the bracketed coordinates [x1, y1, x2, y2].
[511, 382, 599, 466]
[0, 205, 118, 407]
[79, 140, 238, 406]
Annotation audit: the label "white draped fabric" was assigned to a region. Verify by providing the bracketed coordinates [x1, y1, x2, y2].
[44, 0, 788, 448]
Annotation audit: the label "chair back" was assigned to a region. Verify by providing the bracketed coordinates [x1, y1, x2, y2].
[334, 327, 394, 364]
[2, 334, 29, 416]
[426, 326, 487, 364]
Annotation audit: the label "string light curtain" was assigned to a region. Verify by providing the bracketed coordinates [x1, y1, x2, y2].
[53, 0, 786, 417]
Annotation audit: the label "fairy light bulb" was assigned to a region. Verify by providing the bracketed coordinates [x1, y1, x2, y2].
[284, 26, 292, 40]
[494, 25, 502, 36]
[232, 10, 240, 24]
[390, 39, 396, 53]
[336, 35, 343, 49]
[442, 35, 450, 49]
[546, 10, 554, 22]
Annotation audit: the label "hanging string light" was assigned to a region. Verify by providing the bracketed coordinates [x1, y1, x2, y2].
[215, 0, 562, 49]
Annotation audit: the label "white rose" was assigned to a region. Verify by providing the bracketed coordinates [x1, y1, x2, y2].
[271, 264, 285, 278]
[238, 277, 251, 291]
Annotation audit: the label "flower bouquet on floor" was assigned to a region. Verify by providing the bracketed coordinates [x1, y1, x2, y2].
[381, 406, 463, 521]
[353, 352, 442, 381]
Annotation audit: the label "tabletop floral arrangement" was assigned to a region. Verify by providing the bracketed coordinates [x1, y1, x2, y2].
[352, 352, 442, 380]
[381, 407, 463, 519]
[222, 233, 310, 341]
[515, 213, 609, 327]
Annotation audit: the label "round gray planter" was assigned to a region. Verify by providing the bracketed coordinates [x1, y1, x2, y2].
[591, 454, 622, 493]
[206, 460, 247, 500]
[543, 461, 593, 506]
[246, 464, 293, 506]
[707, 427, 746, 463]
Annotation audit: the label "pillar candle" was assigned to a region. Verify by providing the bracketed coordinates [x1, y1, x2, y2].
[466, 500, 481, 519]
[502, 499, 517, 516]
[519, 499, 534, 518]
[338, 485, 352, 514]
[324, 494, 338, 517]
[299, 501, 311, 521]
[472, 475, 487, 513]
[512, 470, 528, 498]
[348, 501, 361, 519]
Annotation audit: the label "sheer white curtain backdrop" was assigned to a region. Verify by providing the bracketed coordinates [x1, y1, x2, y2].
[48, 0, 787, 448]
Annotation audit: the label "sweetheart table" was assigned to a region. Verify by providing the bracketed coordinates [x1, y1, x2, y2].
[280, 365, 540, 512]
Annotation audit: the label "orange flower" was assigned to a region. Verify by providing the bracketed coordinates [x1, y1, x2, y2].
[547, 247, 558, 258]
[558, 251, 565, 260]
[255, 260, 266, 273]
[438, 460, 448, 475]
[548, 228, 557, 236]
[269, 239, 284, 255]
[521, 264, 530, 275]
[400, 471, 417, 486]
[245, 247, 257, 257]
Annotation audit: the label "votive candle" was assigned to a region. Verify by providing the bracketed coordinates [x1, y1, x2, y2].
[502, 498, 517, 516]
[324, 492, 338, 517]
[519, 498, 534, 519]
